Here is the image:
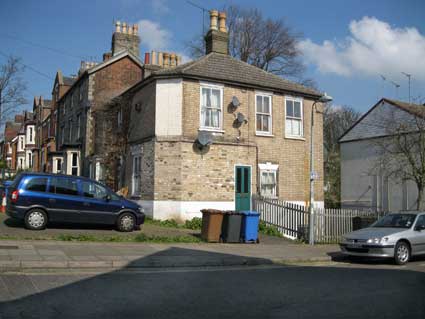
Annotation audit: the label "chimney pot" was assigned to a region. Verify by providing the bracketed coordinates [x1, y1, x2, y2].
[158, 52, 163, 66]
[133, 24, 138, 35]
[115, 21, 121, 33]
[151, 51, 157, 65]
[122, 22, 127, 34]
[176, 55, 182, 66]
[163, 52, 170, 67]
[144, 52, 150, 64]
[170, 53, 176, 67]
[128, 26, 133, 35]
[209, 10, 219, 30]
[218, 12, 227, 32]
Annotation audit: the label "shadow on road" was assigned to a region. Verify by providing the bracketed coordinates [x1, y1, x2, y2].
[0, 247, 424, 319]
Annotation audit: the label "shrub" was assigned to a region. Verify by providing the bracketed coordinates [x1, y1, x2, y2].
[184, 217, 202, 230]
[258, 221, 282, 237]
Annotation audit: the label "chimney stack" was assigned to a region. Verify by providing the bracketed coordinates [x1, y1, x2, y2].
[111, 20, 141, 57]
[205, 10, 229, 55]
[144, 52, 150, 64]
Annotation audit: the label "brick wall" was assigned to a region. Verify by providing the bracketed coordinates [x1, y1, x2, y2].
[181, 80, 324, 202]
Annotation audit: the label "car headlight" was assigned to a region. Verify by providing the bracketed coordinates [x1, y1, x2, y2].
[367, 237, 389, 244]
[138, 206, 145, 214]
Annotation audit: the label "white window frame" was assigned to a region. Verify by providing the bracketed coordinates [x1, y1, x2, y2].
[199, 82, 224, 132]
[255, 92, 273, 136]
[285, 96, 304, 138]
[70, 152, 79, 176]
[259, 163, 279, 198]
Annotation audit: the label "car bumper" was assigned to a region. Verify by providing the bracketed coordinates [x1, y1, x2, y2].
[135, 213, 145, 226]
[6, 205, 26, 220]
[339, 243, 395, 258]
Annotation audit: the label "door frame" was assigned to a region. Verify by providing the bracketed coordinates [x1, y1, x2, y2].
[234, 164, 252, 210]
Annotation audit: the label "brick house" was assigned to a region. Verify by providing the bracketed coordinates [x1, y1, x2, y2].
[117, 10, 326, 220]
[55, 21, 143, 179]
[2, 118, 22, 168]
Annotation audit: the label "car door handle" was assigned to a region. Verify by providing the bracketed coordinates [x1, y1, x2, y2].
[49, 198, 56, 203]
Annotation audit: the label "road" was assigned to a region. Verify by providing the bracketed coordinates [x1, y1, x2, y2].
[1, 263, 424, 319]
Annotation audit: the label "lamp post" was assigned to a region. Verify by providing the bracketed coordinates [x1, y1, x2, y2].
[309, 92, 333, 245]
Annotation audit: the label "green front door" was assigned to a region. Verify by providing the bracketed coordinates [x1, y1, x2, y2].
[235, 166, 251, 211]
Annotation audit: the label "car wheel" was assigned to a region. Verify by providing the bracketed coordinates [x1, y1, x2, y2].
[117, 213, 136, 232]
[25, 209, 48, 230]
[394, 241, 410, 265]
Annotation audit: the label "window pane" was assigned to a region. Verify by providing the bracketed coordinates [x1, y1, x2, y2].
[52, 178, 79, 196]
[202, 88, 208, 106]
[263, 115, 269, 132]
[236, 168, 242, 193]
[25, 177, 47, 192]
[256, 95, 263, 113]
[294, 119, 301, 136]
[82, 181, 108, 199]
[285, 119, 292, 135]
[205, 88, 211, 107]
[211, 89, 220, 108]
[263, 97, 270, 114]
[256, 114, 262, 131]
[243, 168, 249, 193]
[211, 109, 220, 128]
[294, 101, 301, 118]
[72, 153, 78, 166]
[286, 100, 294, 117]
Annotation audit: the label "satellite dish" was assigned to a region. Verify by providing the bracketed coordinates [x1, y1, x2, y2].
[232, 96, 240, 108]
[237, 112, 246, 123]
[196, 131, 213, 147]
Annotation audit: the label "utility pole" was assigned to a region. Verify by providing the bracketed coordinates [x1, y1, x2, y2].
[402, 72, 412, 103]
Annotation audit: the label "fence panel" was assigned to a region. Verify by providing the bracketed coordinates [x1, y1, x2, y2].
[253, 195, 386, 243]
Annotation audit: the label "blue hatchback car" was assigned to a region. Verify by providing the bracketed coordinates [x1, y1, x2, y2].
[6, 172, 145, 232]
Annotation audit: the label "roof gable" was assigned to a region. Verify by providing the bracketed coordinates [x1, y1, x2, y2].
[339, 98, 423, 143]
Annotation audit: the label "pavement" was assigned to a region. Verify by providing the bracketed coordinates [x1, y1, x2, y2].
[0, 240, 341, 271]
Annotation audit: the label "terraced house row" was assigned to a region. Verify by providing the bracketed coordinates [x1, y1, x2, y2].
[0, 10, 328, 220]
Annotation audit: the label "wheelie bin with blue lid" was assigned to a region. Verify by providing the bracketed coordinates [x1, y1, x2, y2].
[240, 210, 260, 243]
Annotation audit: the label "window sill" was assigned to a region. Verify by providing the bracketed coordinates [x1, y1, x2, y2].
[198, 128, 225, 134]
[285, 135, 305, 141]
[256, 132, 274, 137]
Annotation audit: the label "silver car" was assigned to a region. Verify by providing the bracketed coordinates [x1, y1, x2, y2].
[340, 211, 425, 265]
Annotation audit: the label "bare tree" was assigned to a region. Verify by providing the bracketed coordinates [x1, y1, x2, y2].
[186, 5, 308, 82]
[0, 56, 27, 124]
[323, 105, 361, 207]
[372, 107, 425, 210]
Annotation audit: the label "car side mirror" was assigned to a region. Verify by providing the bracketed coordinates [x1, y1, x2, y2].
[414, 225, 425, 231]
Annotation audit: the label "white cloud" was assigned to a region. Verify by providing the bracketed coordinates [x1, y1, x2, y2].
[138, 19, 171, 50]
[152, 0, 170, 15]
[299, 17, 425, 80]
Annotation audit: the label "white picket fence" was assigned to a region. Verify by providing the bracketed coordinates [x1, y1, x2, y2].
[252, 195, 386, 243]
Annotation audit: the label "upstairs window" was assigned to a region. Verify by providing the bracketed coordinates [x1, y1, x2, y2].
[256, 94, 272, 135]
[71, 152, 79, 176]
[200, 85, 223, 130]
[285, 97, 303, 138]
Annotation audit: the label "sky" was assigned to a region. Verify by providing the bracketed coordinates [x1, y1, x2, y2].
[0, 0, 424, 116]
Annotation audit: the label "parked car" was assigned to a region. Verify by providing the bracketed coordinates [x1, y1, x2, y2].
[340, 211, 425, 265]
[6, 172, 145, 232]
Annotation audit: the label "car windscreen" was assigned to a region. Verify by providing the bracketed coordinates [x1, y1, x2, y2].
[372, 214, 417, 228]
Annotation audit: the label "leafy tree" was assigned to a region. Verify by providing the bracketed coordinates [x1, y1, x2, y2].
[323, 105, 361, 207]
